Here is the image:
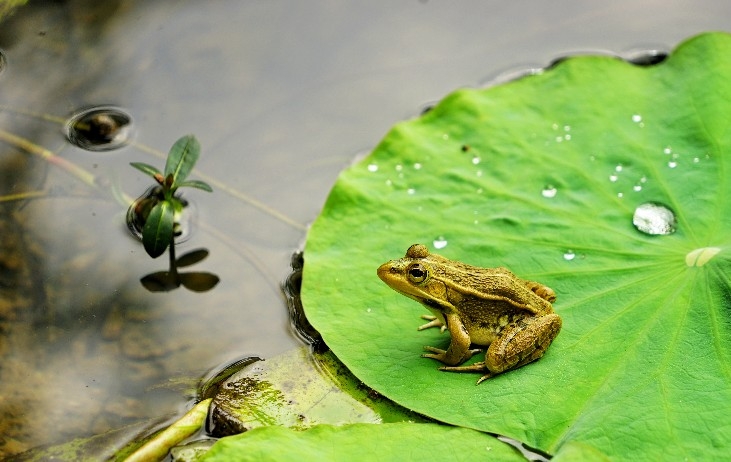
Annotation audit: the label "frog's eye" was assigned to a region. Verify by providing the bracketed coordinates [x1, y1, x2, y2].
[408, 263, 428, 283]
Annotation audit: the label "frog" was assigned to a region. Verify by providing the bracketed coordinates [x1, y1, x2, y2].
[377, 244, 561, 384]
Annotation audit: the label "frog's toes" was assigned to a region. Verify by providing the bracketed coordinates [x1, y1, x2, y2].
[476, 372, 497, 385]
[417, 315, 445, 332]
[439, 361, 486, 373]
[421, 346, 448, 362]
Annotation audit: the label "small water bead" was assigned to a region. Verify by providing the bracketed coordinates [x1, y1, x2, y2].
[476, 170, 483, 177]
[413, 163, 422, 170]
[632, 114, 642, 123]
[663, 146, 672, 155]
[668, 161, 678, 168]
[472, 156, 481, 165]
[632, 202, 676, 235]
[541, 185, 557, 198]
[609, 174, 618, 182]
[433, 237, 448, 249]
[563, 250, 576, 261]
[367, 164, 379, 172]
[395, 164, 403, 172]
[615, 164, 623, 172]
[407, 188, 416, 195]
[633, 184, 642, 192]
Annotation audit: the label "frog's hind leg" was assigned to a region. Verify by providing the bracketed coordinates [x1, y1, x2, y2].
[485, 314, 562, 375]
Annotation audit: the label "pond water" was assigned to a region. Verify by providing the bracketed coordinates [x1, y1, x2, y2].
[0, 0, 728, 458]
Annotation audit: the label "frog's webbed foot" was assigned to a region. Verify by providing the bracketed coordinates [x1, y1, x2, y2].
[422, 346, 481, 365]
[439, 361, 496, 385]
[417, 314, 446, 333]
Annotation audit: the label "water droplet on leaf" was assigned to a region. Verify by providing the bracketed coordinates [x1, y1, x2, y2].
[367, 164, 378, 172]
[541, 185, 557, 198]
[563, 250, 576, 261]
[632, 202, 676, 235]
[433, 237, 448, 249]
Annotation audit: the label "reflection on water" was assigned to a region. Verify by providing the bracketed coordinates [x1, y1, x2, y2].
[0, 2, 303, 456]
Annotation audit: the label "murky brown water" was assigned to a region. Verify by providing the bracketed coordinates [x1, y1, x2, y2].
[0, 0, 727, 458]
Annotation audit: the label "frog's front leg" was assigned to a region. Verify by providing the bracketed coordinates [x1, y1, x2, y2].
[417, 314, 447, 333]
[421, 312, 480, 366]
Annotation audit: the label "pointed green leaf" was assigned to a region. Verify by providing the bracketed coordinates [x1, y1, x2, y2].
[301, 32, 731, 461]
[130, 161, 162, 179]
[164, 134, 200, 185]
[141, 200, 174, 258]
[177, 179, 213, 192]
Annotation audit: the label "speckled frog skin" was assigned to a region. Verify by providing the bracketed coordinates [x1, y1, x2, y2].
[377, 244, 561, 383]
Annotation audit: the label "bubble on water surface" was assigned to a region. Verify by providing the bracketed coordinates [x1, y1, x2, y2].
[632, 202, 676, 235]
[64, 106, 134, 151]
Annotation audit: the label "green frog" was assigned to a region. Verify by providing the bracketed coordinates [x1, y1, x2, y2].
[377, 244, 561, 383]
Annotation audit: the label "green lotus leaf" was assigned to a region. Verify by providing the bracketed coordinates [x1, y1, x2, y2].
[301, 32, 731, 460]
[200, 423, 522, 462]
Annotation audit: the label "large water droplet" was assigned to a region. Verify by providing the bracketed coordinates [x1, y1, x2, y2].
[632, 202, 676, 235]
[433, 236, 448, 249]
[64, 106, 134, 151]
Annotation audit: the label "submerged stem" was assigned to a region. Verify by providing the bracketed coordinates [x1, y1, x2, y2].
[0, 129, 99, 188]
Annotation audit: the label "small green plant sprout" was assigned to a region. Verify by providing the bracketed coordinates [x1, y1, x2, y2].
[129, 135, 212, 258]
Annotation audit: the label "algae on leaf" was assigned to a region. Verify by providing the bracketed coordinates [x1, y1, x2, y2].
[301, 32, 731, 460]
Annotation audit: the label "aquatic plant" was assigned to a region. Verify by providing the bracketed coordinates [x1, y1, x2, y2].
[129, 134, 212, 258]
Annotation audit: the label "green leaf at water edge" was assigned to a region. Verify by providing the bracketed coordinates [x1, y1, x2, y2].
[301, 32, 731, 460]
[164, 134, 200, 185]
[200, 423, 523, 462]
[142, 200, 174, 258]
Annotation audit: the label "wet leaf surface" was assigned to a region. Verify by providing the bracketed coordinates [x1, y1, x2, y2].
[301, 32, 731, 460]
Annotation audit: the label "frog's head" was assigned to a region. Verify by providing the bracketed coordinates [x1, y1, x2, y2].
[377, 244, 451, 314]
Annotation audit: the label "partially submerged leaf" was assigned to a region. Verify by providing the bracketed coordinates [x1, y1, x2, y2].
[301, 32, 731, 460]
[142, 200, 174, 258]
[208, 347, 428, 437]
[200, 423, 522, 462]
[164, 134, 200, 185]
